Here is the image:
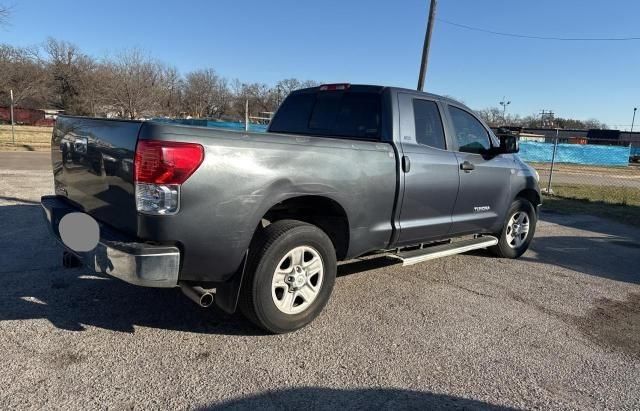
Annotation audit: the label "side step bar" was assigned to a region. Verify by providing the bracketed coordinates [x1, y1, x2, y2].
[389, 236, 499, 266]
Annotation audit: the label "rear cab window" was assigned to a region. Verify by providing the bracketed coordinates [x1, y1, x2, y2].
[269, 85, 383, 140]
[413, 99, 446, 149]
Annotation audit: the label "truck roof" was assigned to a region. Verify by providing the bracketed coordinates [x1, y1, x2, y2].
[293, 84, 467, 108]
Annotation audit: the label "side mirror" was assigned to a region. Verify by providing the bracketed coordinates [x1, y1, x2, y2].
[498, 134, 519, 154]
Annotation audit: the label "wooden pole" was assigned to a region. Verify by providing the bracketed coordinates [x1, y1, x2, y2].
[10, 89, 16, 144]
[417, 0, 437, 91]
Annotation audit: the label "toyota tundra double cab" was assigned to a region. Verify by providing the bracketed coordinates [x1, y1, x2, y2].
[41, 84, 541, 333]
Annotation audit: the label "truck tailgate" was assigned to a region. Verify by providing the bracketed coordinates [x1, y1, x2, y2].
[51, 116, 143, 236]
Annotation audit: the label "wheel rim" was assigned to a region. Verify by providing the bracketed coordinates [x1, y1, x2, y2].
[505, 211, 530, 249]
[271, 246, 324, 315]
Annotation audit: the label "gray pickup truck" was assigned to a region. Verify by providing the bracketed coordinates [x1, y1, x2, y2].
[42, 84, 540, 333]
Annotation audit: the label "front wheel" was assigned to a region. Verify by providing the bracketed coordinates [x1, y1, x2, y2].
[490, 198, 537, 259]
[239, 220, 337, 333]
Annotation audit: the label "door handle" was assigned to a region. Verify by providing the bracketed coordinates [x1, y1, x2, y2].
[402, 155, 411, 173]
[460, 161, 475, 172]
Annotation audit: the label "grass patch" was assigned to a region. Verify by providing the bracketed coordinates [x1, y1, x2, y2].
[549, 183, 640, 206]
[0, 125, 52, 151]
[542, 196, 640, 228]
[542, 183, 640, 226]
[531, 162, 640, 177]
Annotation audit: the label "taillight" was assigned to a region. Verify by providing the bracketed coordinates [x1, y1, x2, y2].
[135, 140, 204, 184]
[134, 140, 204, 215]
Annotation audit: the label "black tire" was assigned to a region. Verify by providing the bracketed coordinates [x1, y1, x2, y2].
[239, 220, 337, 334]
[489, 198, 537, 259]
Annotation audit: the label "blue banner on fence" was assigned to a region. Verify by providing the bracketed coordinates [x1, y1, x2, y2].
[518, 141, 630, 166]
[152, 118, 269, 133]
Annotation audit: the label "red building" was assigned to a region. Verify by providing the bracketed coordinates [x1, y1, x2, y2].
[0, 106, 58, 126]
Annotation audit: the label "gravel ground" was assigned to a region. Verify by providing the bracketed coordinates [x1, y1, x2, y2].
[1, 166, 639, 410]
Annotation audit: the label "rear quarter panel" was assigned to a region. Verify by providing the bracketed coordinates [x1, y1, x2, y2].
[137, 123, 397, 283]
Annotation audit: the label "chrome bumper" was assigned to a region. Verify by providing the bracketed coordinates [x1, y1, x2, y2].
[41, 195, 180, 288]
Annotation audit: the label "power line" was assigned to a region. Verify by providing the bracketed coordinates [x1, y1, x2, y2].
[437, 18, 640, 41]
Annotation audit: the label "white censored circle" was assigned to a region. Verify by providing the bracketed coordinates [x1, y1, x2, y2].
[59, 213, 99, 252]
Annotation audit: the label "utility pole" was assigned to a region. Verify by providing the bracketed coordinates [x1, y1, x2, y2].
[631, 107, 637, 133]
[10, 89, 15, 144]
[417, 0, 437, 91]
[539, 110, 555, 128]
[499, 97, 511, 125]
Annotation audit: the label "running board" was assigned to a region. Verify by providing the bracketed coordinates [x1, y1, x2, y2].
[389, 236, 499, 266]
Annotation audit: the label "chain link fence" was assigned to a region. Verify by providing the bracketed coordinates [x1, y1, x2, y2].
[517, 135, 640, 207]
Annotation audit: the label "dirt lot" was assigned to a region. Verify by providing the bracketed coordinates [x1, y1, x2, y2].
[1, 159, 640, 410]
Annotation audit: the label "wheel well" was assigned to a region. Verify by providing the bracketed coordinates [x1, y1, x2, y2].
[261, 196, 350, 260]
[516, 189, 541, 209]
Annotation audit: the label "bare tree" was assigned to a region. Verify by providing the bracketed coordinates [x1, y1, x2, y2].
[476, 107, 610, 130]
[274, 78, 318, 96]
[102, 49, 165, 119]
[240, 82, 274, 116]
[74, 61, 112, 117]
[44, 38, 100, 114]
[583, 118, 608, 130]
[158, 66, 183, 117]
[476, 107, 503, 126]
[183, 69, 230, 118]
[273, 78, 318, 107]
[0, 44, 49, 109]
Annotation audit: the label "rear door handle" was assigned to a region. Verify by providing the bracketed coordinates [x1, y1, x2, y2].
[402, 155, 411, 173]
[460, 161, 475, 172]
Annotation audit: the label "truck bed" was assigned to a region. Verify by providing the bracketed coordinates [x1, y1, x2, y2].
[51, 116, 398, 283]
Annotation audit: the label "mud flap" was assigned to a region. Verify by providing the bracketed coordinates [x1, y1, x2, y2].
[214, 250, 248, 314]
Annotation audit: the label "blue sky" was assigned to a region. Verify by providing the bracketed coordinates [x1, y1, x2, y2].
[2, 0, 639, 128]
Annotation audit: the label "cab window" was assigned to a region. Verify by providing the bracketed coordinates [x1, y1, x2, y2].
[413, 99, 446, 149]
[448, 106, 491, 154]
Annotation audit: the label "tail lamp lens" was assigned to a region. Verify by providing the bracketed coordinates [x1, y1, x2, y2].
[135, 140, 204, 185]
[134, 140, 204, 215]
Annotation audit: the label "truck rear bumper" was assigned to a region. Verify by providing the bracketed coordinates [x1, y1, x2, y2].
[41, 195, 180, 288]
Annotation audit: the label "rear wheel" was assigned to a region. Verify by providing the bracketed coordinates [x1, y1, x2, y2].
[490, 198, 537, 259]
[240, 220, 337, 333]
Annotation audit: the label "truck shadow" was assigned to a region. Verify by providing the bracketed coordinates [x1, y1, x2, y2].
[1, 270, 261, 335]
[469, 210, 640, 284]
[523, 234, 640, 284]
[0, 203, 261, 335]
[202, 387, 516, 410]
[0, 203, 400, 336]
[1, 203, 639, 335]
[337, 256, 399, 277]
[520, 211, 640, 284]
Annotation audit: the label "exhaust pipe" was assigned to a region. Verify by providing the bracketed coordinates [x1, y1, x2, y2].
[180, 283, 215, 308]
